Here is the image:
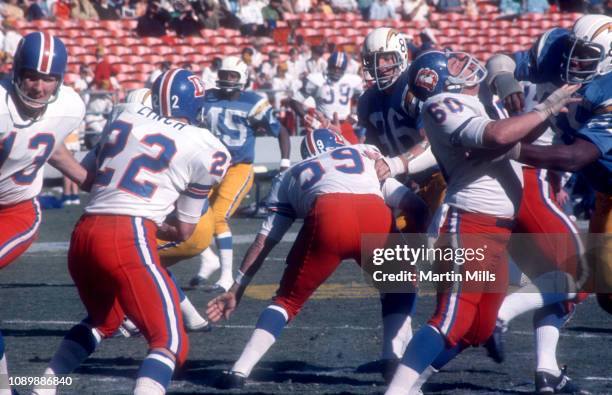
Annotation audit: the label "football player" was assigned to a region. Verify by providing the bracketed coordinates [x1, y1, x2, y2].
[188, 55, 291, 292]
[292, 51, 364, 143]
[0, 32, 88, 395]
[206, 128, 427, 389]
[385, 50, 580, 395]
[356, 27, 442, 378]
[31, 69, 230, 395]
[484, 13, 611, 393]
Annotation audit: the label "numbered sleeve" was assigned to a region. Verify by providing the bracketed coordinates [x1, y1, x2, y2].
[423, 98, 492, 149]
[175, 150, 228, 223]
[249, 97, 282, 137]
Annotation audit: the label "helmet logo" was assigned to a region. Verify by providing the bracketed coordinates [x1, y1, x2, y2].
[415, 68, 439, 92]
[592, 22, 612, 40]
[188, 75, 205, 97]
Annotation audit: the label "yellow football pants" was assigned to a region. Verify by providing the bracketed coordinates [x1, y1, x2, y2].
[156, 163, 254, 264]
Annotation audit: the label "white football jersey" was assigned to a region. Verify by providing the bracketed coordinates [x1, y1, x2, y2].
[304, 73, 363, 121]
[422, 93, 523, 218]
[0, 80, 85, 205]
[266, 144, 384, 218]
[85, 104, 230, 225]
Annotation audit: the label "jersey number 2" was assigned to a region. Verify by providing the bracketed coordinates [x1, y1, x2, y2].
[95, 121, 177, 198]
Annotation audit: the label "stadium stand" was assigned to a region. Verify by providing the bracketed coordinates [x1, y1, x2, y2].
[9, 2, 581, 93]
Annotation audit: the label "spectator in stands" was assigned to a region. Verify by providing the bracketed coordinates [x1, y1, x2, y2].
[240, 47, 258, 78]
[0, 0, 25, 20]
[295, 35, 310, 62]
[345, 47, 361, 75]
[136, 1, 171, 37]
[250, 39, 266, 67]
[402, 0, 428, 21]
[84, 92, 114, 148]
[262, 0, 284, 34]
[24, 0, 47, 20]
[314, 0, 334, 14]
[238, 0, 266, 36]
[72, 0, 99, 19]
[433, 0, 464, 12]
[92, 46, 118, 90]
[499, 0, 521, 15]
[261, 50, 279, 79]
[74, 63, 94, 105]
[193, 0, 222, 29]
[201, 56, 222, 89]
[146, 60, 171, 88]
[0, 19, 22, 59]
[525, 0, 549, 12]
[305, 45, 327, 74]
[171, 0, 203, 37]
[358, 0, 373, 19]
[293, 0, 312, 12]
[93, 0, 121, 19]
[286, 47, 305, 79]
[332, 0, 357, 12]
[53, 0, 73, 19]
[369, 0, 397, 20]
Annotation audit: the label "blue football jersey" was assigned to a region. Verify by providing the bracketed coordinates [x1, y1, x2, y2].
[357, 71, 423, 157]
[202, 89, 281, 164]
[513, 28, 612, 193]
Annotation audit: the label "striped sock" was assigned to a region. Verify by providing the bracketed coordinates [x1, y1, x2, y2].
[135, 351, 175, 394]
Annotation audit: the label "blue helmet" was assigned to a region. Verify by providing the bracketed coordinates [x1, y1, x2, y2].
[300, 128, 347, 159]
[327, 51, 348, 82]
[151, 68, 206, 125]
[408, 50, 487, 102]
[12, 32, 68, 109]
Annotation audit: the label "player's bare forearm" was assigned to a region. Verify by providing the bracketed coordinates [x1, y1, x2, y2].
[518, 140, 600, 172]
[157, 220, 196, 242]
[48, 144, 89, 187]
[288, 98, 306, 118]
[278, 126, 291, 160]
[234, 233, 279, 302]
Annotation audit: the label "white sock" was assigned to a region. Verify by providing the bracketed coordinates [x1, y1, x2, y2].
[134, 377, 166, 395]
[536, 325, 560, 375]
[0, 354, 10, 395]
[232, 328, 277, 377]
[382, 315, 413, 359]
[385, 363, 420, 395]
[216, 238, 234, 289]
[498, 292, 545, 325]
[197, 247, 220, 279]
[180, 298, 207, 329]
[410, 365, 437, 394]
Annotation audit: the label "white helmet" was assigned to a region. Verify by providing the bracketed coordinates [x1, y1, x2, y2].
[217, 56, 249, 92]
[125, 88, 152, 106]
[563, 14, 612, 83]
[361, 27, 409, 90]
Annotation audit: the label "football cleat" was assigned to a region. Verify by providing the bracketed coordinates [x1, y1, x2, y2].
[189, 275, 211, 288]
[535, 366, 590, 394]
[113, 318, 141, 338]
[483, 321, 507, 363]
[185, 317, 212, 333]
[216, 370, 246, 389]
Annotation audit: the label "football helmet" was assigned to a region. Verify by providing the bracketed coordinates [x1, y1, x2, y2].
[12, 32, 67, 109]
[217, 56, 249, 92]
[408, 50, 487, 102]
[562, 14, 612, 84]
[300, 128, 347, 159]
[327, 51, 348, 82]
[151, 68, 206, 125]
[125, 88, 152, 106]
[361, 27, 409, 91]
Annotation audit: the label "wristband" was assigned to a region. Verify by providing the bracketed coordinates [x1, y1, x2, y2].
[382, 156, 406, 177]
[280, 158, 291, 168]
[234, 270, 252, 287]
